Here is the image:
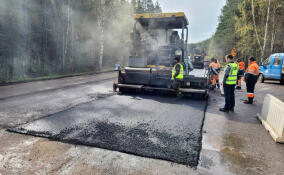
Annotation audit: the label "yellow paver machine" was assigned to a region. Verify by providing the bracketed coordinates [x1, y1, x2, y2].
[113, 12, 208, 98]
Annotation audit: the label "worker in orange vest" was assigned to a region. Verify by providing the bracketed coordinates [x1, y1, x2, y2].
[236, 58, 245, 89]
[214, 58, 221, 88]
[244, 57, 259, 104]
[209, 58, 220, 89]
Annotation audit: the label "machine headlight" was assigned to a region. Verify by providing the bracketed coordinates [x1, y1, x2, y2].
[186, 82, 191, 87]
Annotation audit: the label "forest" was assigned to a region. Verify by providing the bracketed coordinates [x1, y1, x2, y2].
[192, 0, 284, 63]
[0, 0, 161, 82]
[3, 0, 281, 83]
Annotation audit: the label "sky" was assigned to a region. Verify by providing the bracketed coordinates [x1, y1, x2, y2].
[158, 0, 226, 43]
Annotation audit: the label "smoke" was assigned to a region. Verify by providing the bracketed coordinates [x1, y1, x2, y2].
[0, 0, 135, 82]
[208, 37, 227, 61]
[136, 21, 171, 51]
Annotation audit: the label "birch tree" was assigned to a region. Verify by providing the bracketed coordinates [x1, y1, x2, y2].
[251, 0, 271, 61]
[270, 1, 282, 53]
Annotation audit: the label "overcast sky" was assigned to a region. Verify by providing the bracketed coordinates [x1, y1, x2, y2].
[158, 0, 226, 43]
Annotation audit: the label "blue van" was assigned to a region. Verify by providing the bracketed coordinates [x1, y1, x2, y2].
[259, 53, 284, 83]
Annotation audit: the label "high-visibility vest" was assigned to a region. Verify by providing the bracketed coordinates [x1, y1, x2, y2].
[172, 63, 184, 80]
[209, 62, 217, 69]
[209, 62, 221, 70]
[225, 62, 238, 85]
[217, 63, 221, 69]
[246, 61, 259, 76]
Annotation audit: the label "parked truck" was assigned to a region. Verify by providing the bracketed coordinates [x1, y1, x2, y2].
[259, 53, 284, 84]
[113, 12, 208, 98]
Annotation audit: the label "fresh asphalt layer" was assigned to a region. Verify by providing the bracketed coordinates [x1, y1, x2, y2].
[9, 92, 207, 167]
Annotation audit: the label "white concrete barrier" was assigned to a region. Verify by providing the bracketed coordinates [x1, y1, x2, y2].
[257, 94, 284, 143]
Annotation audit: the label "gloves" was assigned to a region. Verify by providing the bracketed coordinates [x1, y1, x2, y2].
[171, 77, 174, 81]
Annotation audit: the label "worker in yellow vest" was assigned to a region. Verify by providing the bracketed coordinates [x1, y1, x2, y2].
[171, 57, 184, 93]
[220, 55, 238, 112]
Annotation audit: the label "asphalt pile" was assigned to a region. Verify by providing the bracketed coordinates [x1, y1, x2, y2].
[9, 93, 207, 167]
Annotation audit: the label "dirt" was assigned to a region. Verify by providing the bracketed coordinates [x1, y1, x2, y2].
[0, 130, 71, 175]
[28, 139, 70, 163]
[63, 163, 102, 175]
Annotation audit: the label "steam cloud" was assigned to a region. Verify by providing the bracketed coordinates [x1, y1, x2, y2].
[0, 0, 134, 82]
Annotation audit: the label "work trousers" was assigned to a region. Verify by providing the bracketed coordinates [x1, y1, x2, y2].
[246, 77, 257, 102]
[215, 75, 220, 88]
[209, 73, 220, 88]
[223, 84, 236, 110]
[173, 79, 182, 92]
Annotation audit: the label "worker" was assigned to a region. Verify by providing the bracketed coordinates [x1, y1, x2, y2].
[214, 58, 221, 88]
[208, 58, 220, 89]
[244, 57, 259, 104]
[219, 55, 238, 112]
[236, 58, 245, 89]
[171, 57, 184, 93]
[170, 31, 180, 46]
[208, 58, 216, 88]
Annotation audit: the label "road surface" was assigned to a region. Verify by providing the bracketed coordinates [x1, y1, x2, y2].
[1, 73, 284, 175]
[0, 72, 205, 174]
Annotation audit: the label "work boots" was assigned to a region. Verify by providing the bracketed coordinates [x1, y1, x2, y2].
[244, 98, 253, 104]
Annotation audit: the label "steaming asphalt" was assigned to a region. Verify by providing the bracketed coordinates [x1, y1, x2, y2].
[6, 76, 207, 167]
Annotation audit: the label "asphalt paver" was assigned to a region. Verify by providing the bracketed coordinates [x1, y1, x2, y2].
[9, 93, 207, 167]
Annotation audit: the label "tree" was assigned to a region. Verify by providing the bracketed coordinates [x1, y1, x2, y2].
[146, 0, 155, 13]
[202, 0, 284, 62]
[251, 0, 271, 61]
[136, 0, 144, 14]
[207, 0, 242, 60]
[0, 0, 144, 82]
[154, 1, 162, 13]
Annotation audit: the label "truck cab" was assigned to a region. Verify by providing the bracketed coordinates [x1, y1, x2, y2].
[259, 53, 284, 83]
